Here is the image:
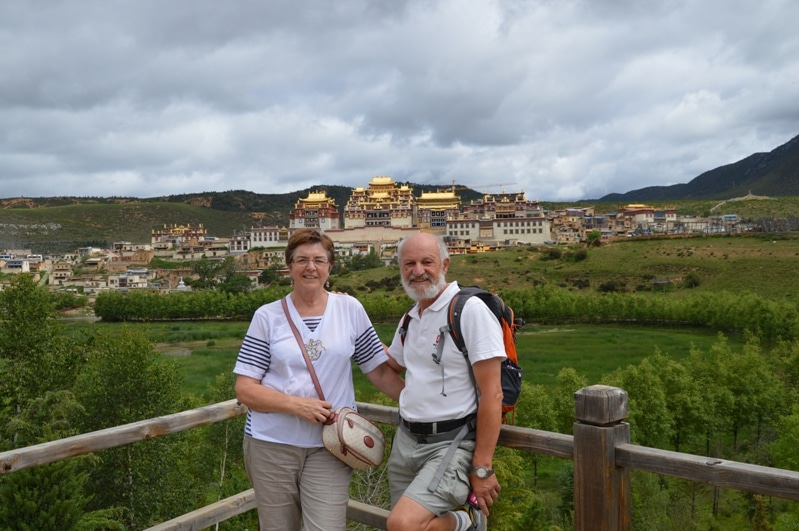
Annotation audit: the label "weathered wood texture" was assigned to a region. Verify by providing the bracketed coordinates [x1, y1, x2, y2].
[498, 425, 573, 459]
[573, 385, 632, 531]
[616, 444, 799, 501]
[143, 492, 389, 531]
[346, 500, 390, 530]
[146, 489, 256, 530]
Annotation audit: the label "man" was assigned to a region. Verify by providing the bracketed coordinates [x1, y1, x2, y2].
[385, 233, 505, 531]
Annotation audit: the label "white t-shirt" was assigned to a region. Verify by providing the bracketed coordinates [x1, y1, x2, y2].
[233, 292, 387, 447]
[388, 282, 506, 423]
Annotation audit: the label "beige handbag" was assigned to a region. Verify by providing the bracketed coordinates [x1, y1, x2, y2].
[282, 298, 386, 469]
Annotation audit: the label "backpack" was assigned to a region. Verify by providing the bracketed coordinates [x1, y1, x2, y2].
[399, 286, 524, 424]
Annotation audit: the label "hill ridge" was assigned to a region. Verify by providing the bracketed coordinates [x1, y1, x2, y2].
[598, 133, 799, 201]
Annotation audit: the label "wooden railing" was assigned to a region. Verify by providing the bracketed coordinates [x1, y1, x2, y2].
[2, 385, 799, 530]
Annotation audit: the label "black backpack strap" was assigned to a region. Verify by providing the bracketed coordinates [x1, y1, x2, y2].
[446, 287, 481, 355]
[398, 304, 415, 346]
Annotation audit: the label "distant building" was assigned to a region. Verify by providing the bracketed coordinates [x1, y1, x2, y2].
[416, 187, 461, 230]
[151, 224, 208, 245]
[551, 207, 592, 244]
[448, 190, 550, 245]
[289, 191, 340, 231]
[1, 258, 30, 273]
[344, 176, 415, 229]
[51, 263, 73, 284]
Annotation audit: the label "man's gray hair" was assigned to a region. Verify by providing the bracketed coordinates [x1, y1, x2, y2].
[397, 234, 450, 262]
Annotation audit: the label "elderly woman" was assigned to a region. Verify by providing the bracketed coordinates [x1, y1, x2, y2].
[233, 228, 404, 531]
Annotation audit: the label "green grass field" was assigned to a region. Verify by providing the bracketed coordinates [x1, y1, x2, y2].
[65, 319, 738, 401]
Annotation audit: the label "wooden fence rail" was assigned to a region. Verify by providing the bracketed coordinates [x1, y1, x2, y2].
[2, 386, 799, 531]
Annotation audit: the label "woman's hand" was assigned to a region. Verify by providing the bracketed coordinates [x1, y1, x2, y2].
[294, 396, 333, 424]
[236, 375, 332, 423]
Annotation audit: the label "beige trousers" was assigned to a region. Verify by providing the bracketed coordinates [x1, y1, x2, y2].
[244, 435, 353, 531]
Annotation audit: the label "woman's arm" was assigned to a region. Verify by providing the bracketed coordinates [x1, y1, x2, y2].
[235, 374, 334, 424]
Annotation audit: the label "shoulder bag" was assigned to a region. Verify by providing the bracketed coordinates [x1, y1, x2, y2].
[281, 297, 385, 470]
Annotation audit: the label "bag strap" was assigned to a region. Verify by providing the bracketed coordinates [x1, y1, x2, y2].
[281, 297, 326, 401]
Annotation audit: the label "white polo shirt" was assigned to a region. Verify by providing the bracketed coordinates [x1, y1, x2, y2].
[388, 282, 506, 423]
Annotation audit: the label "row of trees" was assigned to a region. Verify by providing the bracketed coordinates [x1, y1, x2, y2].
[94, 284, 799, 343]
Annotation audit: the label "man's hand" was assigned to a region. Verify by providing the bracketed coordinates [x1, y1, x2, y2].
[469, 473, 501, 516]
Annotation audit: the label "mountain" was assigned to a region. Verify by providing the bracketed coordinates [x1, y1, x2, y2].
[598, 134, 799, 202]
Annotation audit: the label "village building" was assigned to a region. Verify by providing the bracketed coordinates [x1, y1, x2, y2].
[447, 190, 551, 246]
[551, 207, 592, 244]
[51, 262, 73, 285]
[230, 226, 290, 254]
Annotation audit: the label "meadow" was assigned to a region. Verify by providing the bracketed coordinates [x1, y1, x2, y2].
[66, 319, 741, 401]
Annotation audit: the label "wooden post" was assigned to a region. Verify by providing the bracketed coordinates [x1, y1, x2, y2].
[573, 385, 631, 531]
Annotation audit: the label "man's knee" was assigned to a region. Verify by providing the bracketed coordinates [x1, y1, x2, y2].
[386, 509, 408, 530]
[387, 497, 438, 531]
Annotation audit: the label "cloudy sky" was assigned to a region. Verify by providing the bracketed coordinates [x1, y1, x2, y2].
[2, 0, 798, 202]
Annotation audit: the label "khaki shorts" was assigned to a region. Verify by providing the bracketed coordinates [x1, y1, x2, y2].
[387, 427, 476, 515]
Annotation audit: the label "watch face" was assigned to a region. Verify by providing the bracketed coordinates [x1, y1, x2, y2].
[474, 466, 490, 478]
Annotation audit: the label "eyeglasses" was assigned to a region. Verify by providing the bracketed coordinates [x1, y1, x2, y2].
[292, 257, 329, 267]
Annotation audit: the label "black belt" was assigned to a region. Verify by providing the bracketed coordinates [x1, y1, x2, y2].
[400, 414, 474, 436]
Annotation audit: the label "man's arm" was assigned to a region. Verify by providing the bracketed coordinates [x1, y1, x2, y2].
[470, 357, 503, 515]
[365, 362, 405, 402]
[383, 343, 405, 373]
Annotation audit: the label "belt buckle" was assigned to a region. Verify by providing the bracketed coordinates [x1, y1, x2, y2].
[431, 422, 438, 435]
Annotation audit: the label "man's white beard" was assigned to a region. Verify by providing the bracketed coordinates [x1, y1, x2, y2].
[401, 272, 446, 302]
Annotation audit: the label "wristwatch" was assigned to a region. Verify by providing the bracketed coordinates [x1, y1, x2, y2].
[470, 465, 494, 479]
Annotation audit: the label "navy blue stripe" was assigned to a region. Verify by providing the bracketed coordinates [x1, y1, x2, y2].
[237, 334, 271, 371]
[303, 317, 321, 332]
[352, 327, 383, 365]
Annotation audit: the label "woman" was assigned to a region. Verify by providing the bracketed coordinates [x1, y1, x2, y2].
[233, 228, 404, 531]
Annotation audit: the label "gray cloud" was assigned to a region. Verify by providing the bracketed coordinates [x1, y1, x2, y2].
[1, 0, 797, 201]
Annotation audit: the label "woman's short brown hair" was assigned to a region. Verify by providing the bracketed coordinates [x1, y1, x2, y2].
[285, 228, 335, 266]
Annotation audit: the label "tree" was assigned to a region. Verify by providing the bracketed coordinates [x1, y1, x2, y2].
[257, 264, 283, 285]
[72, 326, 202, 529]
[186, 256, 220, 290]
[652, 352, 710, 453]
[585, 230, 602, 247]
[552, 368, 588, 435]
[771, 404, 799, 471]
[604, 357, 673, 449]
[685, 336, 736, 457]
[0, 391, 124, 530]
[0, 273, 84, 422]
[724, 338, 784, 454]
[215, 257, 252, 294]
[348, 250, 383, 271]
[514, 382, 557, 486]
[189, 373, 257, 530]
[218, 273, 253, 294]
